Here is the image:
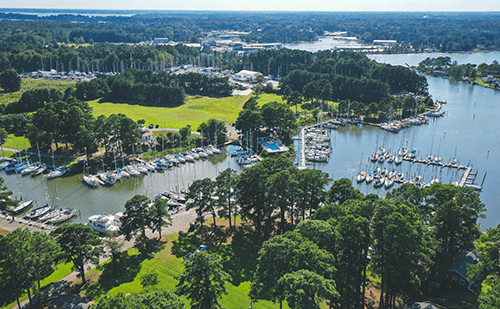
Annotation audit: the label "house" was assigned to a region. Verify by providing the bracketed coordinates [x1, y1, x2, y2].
[138, 127, 155, 147]
[482, 75, 495, 83]
[441, 251, 479, 291]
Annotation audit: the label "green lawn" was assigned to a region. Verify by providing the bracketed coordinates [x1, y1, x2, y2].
[88, 95, 249, 131]
[0, 79, 76, 105]
[79, 232, 287, 309]
[0, 261, 73, 309]
[3, 133, 31, 150]
[255, 93, 286, 106]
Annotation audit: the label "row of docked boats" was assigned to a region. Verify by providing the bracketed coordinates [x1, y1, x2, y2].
[379, 116, 429, 133]
[7, 198, 78, 225]
[0, 157, 70, 179]
[82, 146, 222, 188]
[304, 127, 331, 163]
[357, 166, 441, 190]
[370, 148, 403, 165]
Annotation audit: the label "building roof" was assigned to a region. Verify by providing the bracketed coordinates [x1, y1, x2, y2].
[446, 251, 479, 279]
[409, 302, 445, 309]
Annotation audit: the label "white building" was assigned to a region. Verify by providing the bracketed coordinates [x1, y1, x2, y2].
[233, 70, 263, 83]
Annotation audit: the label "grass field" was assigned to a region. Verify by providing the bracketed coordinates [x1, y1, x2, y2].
[88, 95, 249, 131]
[0, 79, 76, 105]
[77, 226, 288, 309]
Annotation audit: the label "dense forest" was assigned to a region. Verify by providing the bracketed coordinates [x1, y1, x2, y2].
[0, 11, 500, 51]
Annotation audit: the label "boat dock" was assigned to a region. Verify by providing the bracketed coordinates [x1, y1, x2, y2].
[459, 167, 475, 187]
[298, 128, 307, 169]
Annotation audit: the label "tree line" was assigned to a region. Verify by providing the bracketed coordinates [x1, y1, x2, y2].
[2, 12, 500, 52]
[418, 56, 500, 82]
[180, 157, 485, 308]
[76, 69, 232, 104]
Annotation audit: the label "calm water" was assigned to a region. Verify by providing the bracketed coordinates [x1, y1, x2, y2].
[5, 50, 500, 229]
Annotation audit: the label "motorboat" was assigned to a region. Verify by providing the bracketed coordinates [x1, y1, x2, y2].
[230, 147, 249, 157]
[371, 153, 378, 162]
[87, 214, 121, 235]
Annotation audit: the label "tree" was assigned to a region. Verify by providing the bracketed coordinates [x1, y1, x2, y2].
[469, 224, 500, 284]
[120, 195, 152, 252]
[102, 234, 124, 274]
[479, 279, 500, 309]
[29, 231, 61, 304]
[269, 167, 297, 233]
[175, 252, 230, 309]
[251, 232, 336, 309]
[295, 169, 330, 221]
[327, 178, 363, 205]
[0, 128, 7, 144]
[214, 168, 237, 230]
[0, 228, 33, 308]
[0, 177, 17, 212]
[1, 69, 21, 92]
[179, 125, 191, 141]
[197, 119, 227, 146]
[286, 90, 303, 114]
[186, 178, 216, 228]
[149, 197, 172, 240]
[250, 234, 298, 308]
[235, 109, 264, 141]
[278, 269, 338, 309]
[371, 199, 434, 309]
[426, 184, 486, 265]
[51, 224, 103, 284]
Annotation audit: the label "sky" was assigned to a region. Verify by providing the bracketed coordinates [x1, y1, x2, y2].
[2, 0, 500, 12]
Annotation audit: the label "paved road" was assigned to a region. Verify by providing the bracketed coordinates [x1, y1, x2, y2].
[3, 207, 198, 309]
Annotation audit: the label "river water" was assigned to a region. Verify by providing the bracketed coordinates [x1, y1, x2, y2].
[5, 49, 500, 229]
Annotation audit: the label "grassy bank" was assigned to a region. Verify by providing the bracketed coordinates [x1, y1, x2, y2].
[75, 224, 287, 309]
[88, 95, 249, 131]
[0, 79, 76, 106]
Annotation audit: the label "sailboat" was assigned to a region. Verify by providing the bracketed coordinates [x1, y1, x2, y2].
[46, 143, 68, 180]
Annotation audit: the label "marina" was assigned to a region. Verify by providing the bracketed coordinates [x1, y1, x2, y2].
[0, 51, 499, 229]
